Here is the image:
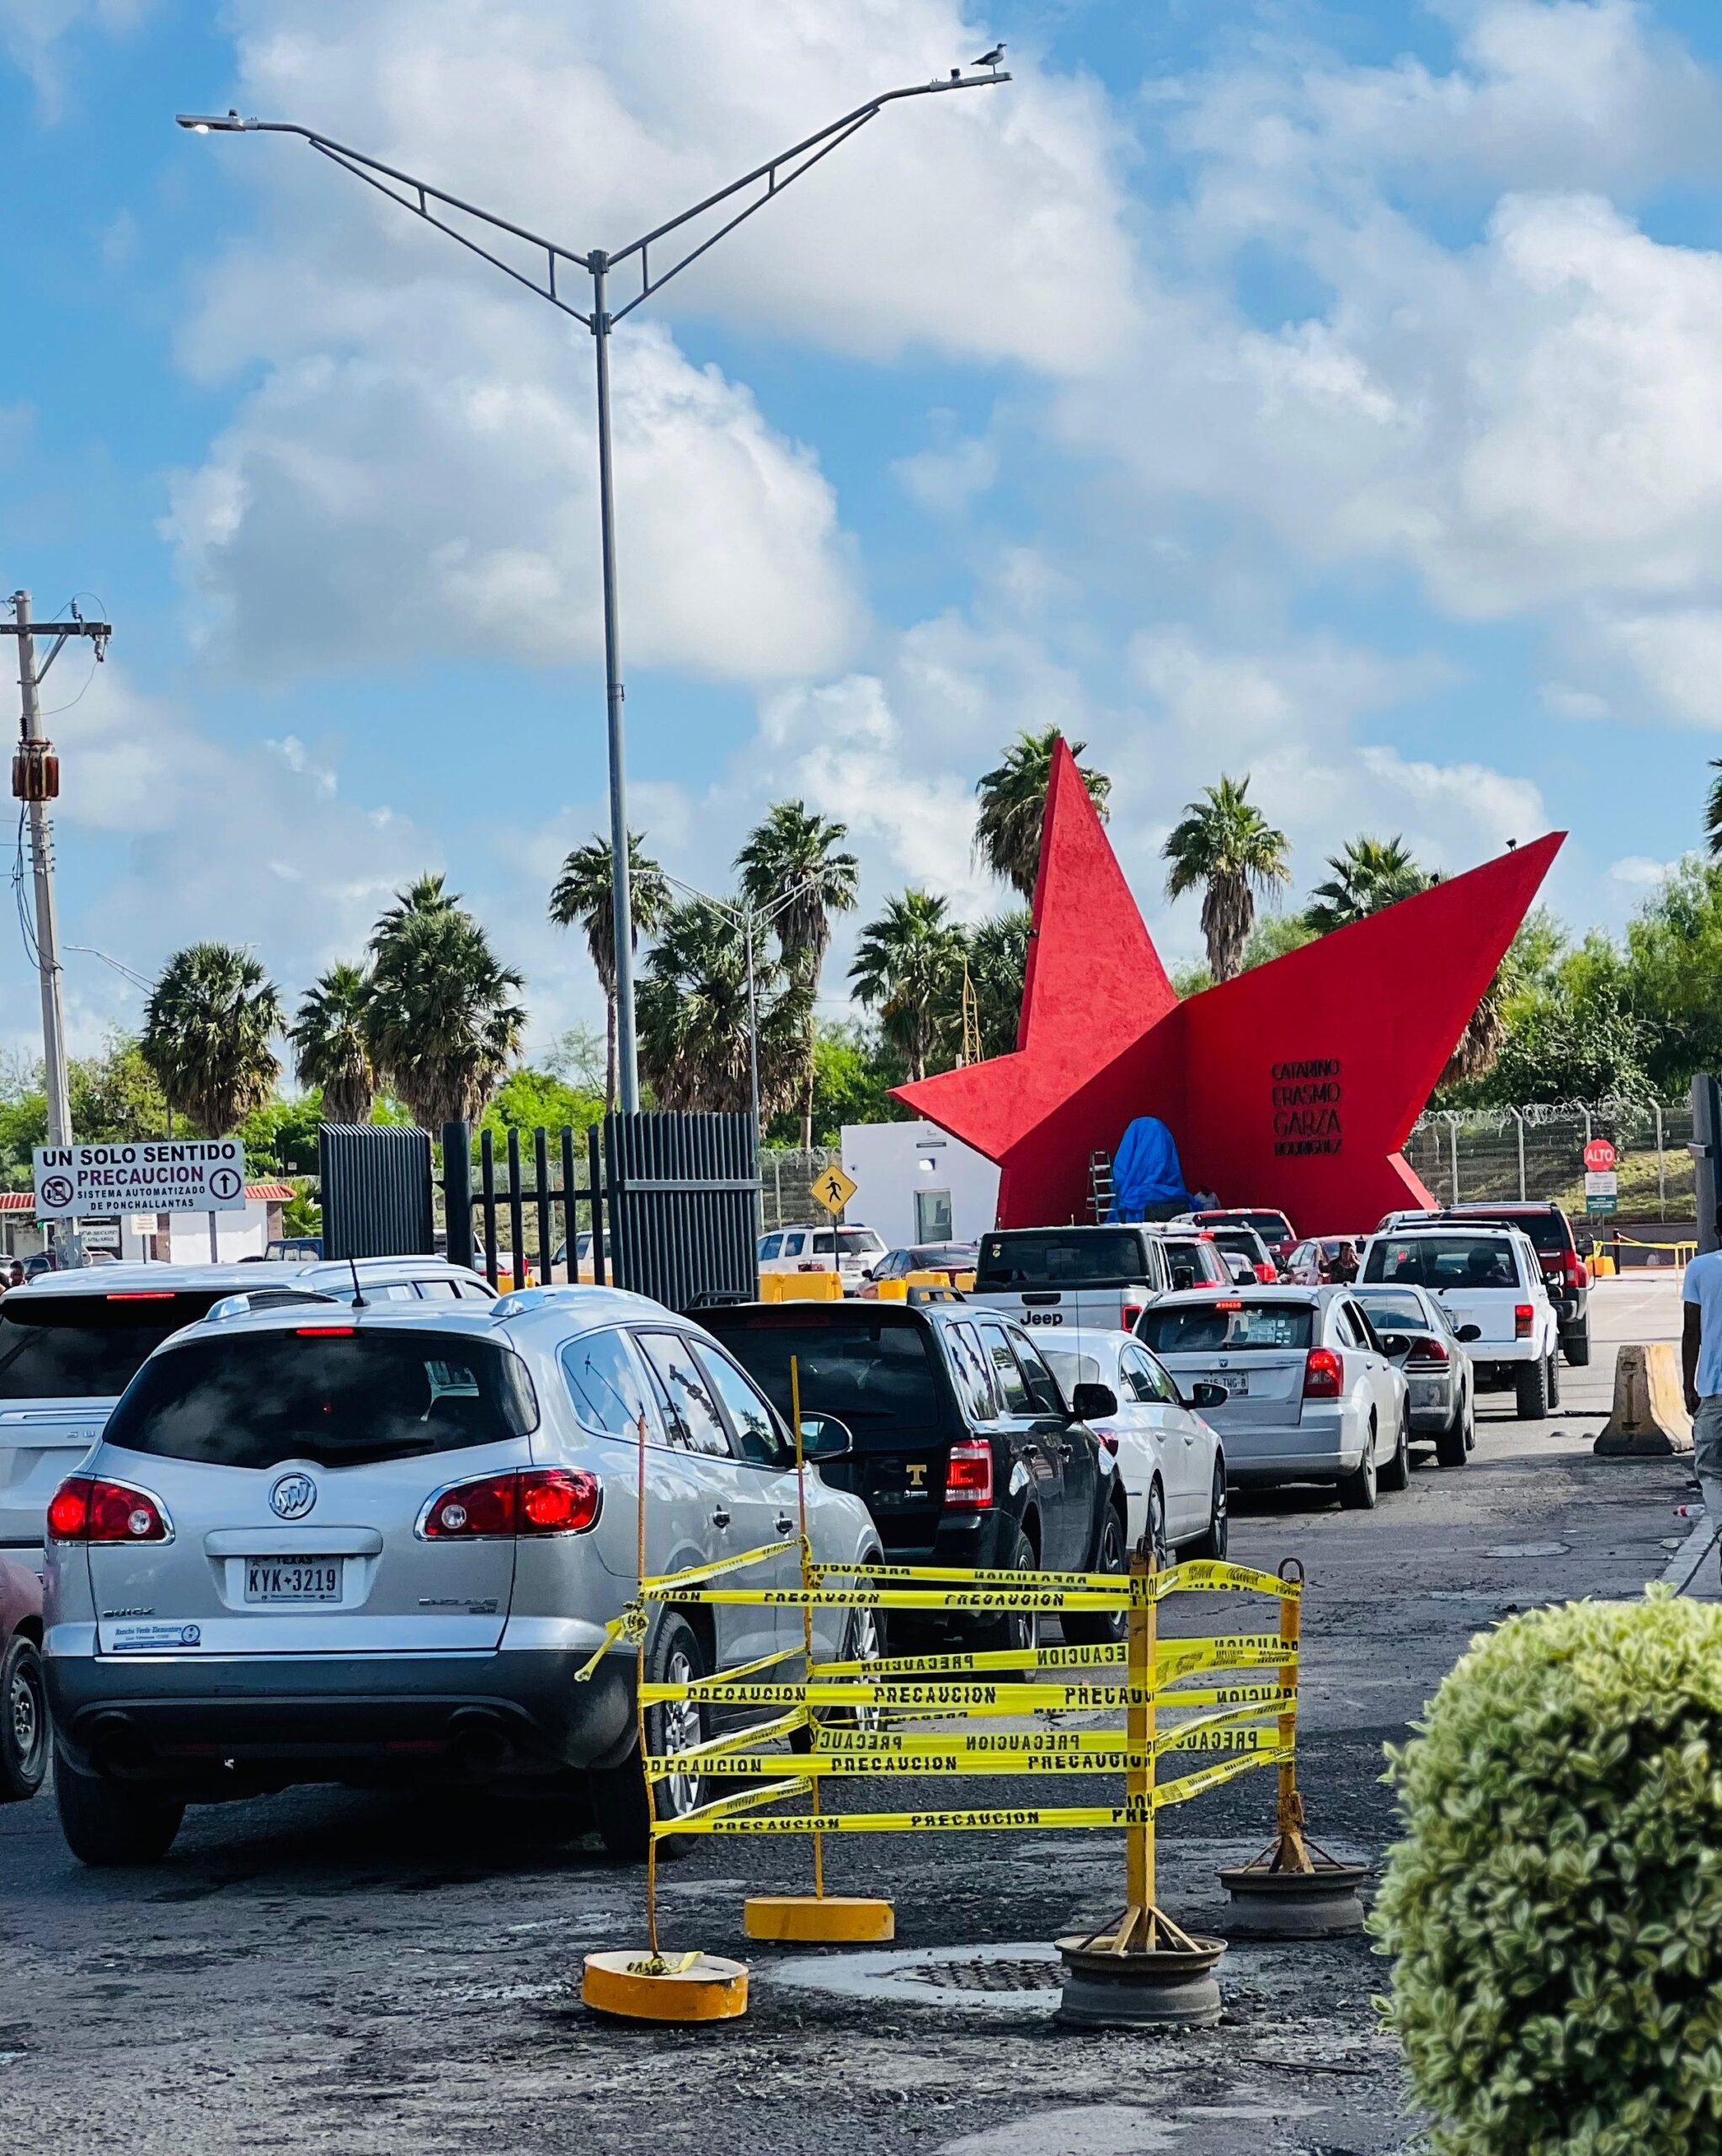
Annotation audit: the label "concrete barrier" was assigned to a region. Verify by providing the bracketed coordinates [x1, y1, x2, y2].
[759, 1270, 844, 1303]
[1594, 1342, 1693, 1457]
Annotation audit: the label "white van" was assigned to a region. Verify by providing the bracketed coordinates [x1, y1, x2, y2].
[756, 1223, 886, 1293]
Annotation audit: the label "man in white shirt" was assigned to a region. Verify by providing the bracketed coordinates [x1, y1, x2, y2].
[1682, 1226, 1722, 1578]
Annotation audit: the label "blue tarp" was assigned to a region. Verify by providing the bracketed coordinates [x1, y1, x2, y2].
[1107, 1116, 1189, 1222]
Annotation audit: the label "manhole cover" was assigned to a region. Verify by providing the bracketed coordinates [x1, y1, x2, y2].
[906, 1956, 1062, 1993]
[1483, 1542, 1570, 1559]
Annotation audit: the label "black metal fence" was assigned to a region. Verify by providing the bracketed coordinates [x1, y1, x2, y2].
[318, 1123, 434, 1259]
[435, 1111, 760, 1311]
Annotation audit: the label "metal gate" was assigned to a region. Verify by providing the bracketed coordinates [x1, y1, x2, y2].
[318, 1123, 434, 1260]
[438, 1112, 759, 1310]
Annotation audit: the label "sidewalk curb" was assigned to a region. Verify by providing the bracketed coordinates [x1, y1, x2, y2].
[1661, 1515, 1717, 1591]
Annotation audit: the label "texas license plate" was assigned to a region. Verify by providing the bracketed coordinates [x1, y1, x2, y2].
[244, 1560, 341, 1604]
[1202, 1370, 1249, 1396]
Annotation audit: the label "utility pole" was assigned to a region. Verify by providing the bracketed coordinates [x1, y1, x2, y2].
[4, 590, 111, 1187]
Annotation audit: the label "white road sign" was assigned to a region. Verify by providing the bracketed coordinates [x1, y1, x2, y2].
[1584, 1170, 1618, 1198]
[33, 1139, 248, 1219]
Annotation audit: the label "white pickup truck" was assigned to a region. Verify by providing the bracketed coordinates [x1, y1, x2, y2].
[968, 1225, 1232, 1334]
[1357, 1223, 1560, 1417]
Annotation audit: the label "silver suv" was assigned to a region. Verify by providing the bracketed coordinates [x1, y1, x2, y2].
[43, 1283, 878, 1865]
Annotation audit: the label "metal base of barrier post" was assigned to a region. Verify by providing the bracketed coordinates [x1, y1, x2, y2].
[744, 1895, 895, 1943]
[1218, 1837, 1367, 1940]
[1055, 1924, 1226, 2030]
[581, 1950, 749, 2021]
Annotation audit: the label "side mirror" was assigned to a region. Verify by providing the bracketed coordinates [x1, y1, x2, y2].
[798, 1412, 853, 1462]
[1456, 1323, 1482, 1342]
[1070, 1381, 1118, 1421]
[1171, 1266, 1196, 1292]
[1379, 1332, 1412, 1359]
[1187, 1380, 1229, 1410]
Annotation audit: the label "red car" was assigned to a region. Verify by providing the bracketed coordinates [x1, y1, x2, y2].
[0, 1555, 45, 1802]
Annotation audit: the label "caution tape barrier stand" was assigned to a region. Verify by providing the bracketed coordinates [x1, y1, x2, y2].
[576, 1364, 1351, 2027]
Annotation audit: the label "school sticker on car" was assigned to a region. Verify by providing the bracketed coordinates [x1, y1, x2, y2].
[110, 1621, 202, 1652]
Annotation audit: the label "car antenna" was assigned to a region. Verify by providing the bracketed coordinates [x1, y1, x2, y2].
[348, 1257, 366, 1309]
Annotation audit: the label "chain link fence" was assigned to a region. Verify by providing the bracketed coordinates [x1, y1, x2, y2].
[1404, 1102, 1694, 1220]
[759, 1146, 844, 1232]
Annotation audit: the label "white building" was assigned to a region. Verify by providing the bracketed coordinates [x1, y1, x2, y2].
[840, 1121, 1000, 1249]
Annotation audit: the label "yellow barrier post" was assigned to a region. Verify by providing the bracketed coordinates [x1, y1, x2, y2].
[744, 1358, 893, 1944]
[582, 1390, 749, 2020]
[1217, 1558, 1365, 1937]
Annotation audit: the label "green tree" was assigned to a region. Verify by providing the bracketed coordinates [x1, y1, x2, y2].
[543, 1023, 606, 1094]
[962, 909, 1032, 1057]
[238, 1096, 326, 1177]
[481, 1066, 605, 1141]
[141, 942, 284, 1136]
[547, 832, 671, 1112]
[364, 878, 526, 1128]
[765, 1022, 898, 1146]
[1161, 776, 1293, 983]
[290, 963, 376, 1124]
[1305, 835, 1428, 934]
[1240, 911, 1317, 969]
[850, 890, 967, 1084]
[737, 800, 860, 1151]
[974, 728, 1111, 899]
[1624, 857, 1722, 1090]
[637, 899, 811, 1117]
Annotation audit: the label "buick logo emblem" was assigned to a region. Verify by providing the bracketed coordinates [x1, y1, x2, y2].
[269, 1472, 317, 1522]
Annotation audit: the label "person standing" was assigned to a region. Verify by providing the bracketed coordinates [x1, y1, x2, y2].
[1683, 1221, 1722, 1578]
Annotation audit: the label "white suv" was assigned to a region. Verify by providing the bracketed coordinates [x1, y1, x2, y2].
[1357, 1225, 1559, 1418]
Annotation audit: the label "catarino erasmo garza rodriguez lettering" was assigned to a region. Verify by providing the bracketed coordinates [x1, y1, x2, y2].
[1271, 1058, 1343, 1157]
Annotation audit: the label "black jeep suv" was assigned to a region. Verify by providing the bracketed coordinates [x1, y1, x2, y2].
[700, 1298, 1126, 1643]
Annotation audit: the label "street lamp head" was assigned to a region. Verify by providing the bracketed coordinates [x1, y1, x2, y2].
[176, 110, 250, 133]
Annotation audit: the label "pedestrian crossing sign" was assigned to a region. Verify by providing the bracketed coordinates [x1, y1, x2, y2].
[811, 1166, 858, 1216]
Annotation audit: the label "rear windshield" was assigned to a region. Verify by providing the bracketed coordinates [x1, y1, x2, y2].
[976, 1231, 1144, 1286]
[703, 1313, 942, 1448]
[1139, 1302, 1314, 1353]
[103, 1330, 539, 1470]
[1363, 1236, 1521, 1289]
[1208, 1229, 1261, 1256]
[1198, 1212, 1291, 1241]
[1354, 1289, 1432, 1329]
[1452, 1210, 1568, 1254]
[0, 1291, 232, 1401]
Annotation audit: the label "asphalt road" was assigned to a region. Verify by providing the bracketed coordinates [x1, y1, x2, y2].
[0, 1274, 1693, 2156]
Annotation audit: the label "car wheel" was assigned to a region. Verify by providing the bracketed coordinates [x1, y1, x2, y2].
[1515, 1355, 1551, 1421]
[1186, 1460, 1229, 1561]
[988, 1521, 1042, 1663]
[1463, 1387, 1476, 1451]
[1064, 1502, 1128, 1646]
[1563, 1329, 1591, 1368]
[1546, 1353, 1561, 1410]
[0, 1636, 47, 1801]
[54, 1750, 182, 1865]
[589, 1612, 708, 1864]
[1436, 1390, 1469, 1470]
[1379, 1406, 1411, 1492]
[1338, 1417, 1378, 1511]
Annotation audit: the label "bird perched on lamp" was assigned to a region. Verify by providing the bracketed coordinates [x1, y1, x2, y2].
[973, 44, 1005, 70]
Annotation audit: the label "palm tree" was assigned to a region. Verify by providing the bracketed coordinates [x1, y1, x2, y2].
[850, 891, 968, 1083]
[974, 728, 1112, 898]
[291, 963, 375, 1124]
[736, 801, 860, 1150]
[547, 833, 671, 1111]
[141, 942, 283, 1136]
[1161, 776, 1293, 983]
[636, 899, 811, 1116]
[962, 908, 1033, 1058]
[1708, 761, 1722, 857]
[1305, 835, 1428, 933]
[364, 879, 526, 1127]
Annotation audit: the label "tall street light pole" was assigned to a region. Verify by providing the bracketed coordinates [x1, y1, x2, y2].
[177, 61, 1010, 1118]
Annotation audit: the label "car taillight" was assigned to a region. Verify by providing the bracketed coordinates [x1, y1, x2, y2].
[421, 1468, 601, 1540]
[944, 1438, 994, 1508]
[47, 1474, 170, 1543]
[1564, 1253, 1586, 1289]
[1407, 1337, 1450, 1368]
[1255, 1263, 1277, 1283]
[1095, 1428, 1119, 1454]
[1122, 1304, 1144, 1330]
[1303, 1348, 1344, 1400]
[1515, 1305, 1533, 1338]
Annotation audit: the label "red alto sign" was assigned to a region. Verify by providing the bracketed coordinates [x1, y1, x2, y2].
[1583, 1139, 1618, 1173]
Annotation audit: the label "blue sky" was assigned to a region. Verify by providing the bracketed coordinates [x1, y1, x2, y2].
[5, 0, 1722, 1066]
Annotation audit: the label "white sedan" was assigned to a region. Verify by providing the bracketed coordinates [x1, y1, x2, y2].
[1042, 1327, 1228, 1566]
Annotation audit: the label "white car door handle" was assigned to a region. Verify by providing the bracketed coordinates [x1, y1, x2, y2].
[775, 1515, 796, 1535]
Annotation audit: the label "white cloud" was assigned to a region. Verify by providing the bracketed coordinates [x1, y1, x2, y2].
[0, 0, 149, 113]
[1609, 851, 1683, 889]
[893, 434, 998, 515]
[1597, 608, 1722, 728]
[1540, 680, 1610, 720]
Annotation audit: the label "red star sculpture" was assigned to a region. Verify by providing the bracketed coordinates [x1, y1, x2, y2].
[895, 741, 1564, 1235]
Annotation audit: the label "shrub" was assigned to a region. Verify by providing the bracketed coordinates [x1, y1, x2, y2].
[1373, 1590, 1722, 2155]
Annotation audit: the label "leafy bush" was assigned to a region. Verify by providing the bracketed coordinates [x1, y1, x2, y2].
[1374, 1590, 1722, 2155]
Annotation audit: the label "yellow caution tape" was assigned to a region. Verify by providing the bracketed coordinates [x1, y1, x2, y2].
[670, 1708, 806, 1762]
[642, 1678, 1152, 1710]
[648, 1727, 1282, 1781]
[571, 1600, 646, 1682]
[674, 1643, 807, 1698]
[803, 1556, 1298, 1601]
[657, 1584, 1139, 1613]
[805, 1559, 1143, 1595]
[1152, 1558, 1300, 1601]
[667, 1774, 814, 1828]
[813, 1641, 1128, 1678]
[640, 1540, 791, 1594]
